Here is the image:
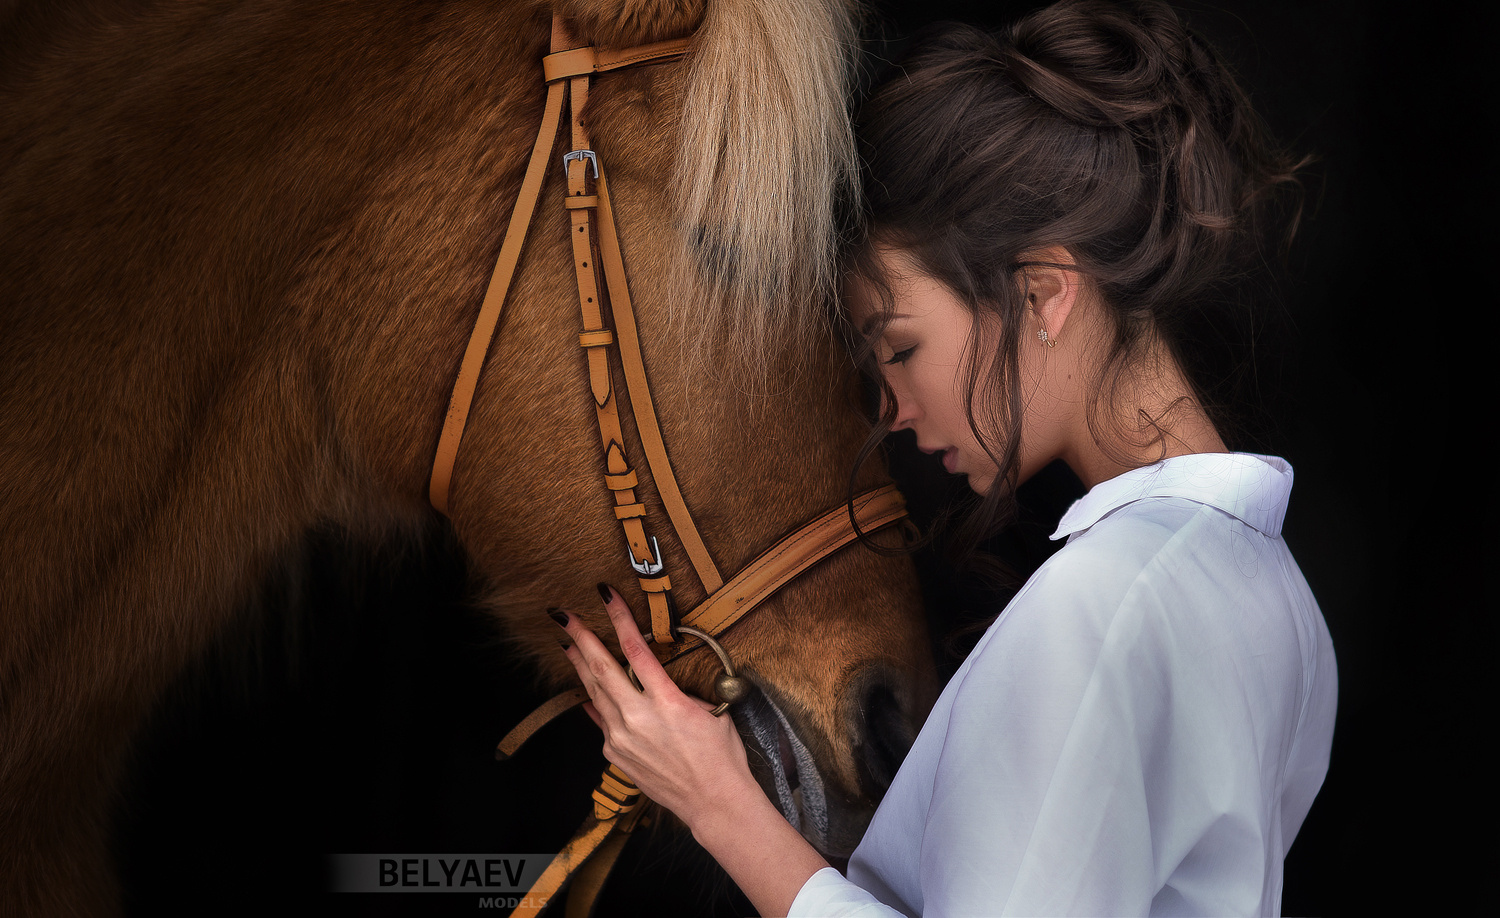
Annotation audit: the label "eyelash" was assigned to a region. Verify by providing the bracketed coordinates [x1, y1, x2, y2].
[884, 346, 915, 366]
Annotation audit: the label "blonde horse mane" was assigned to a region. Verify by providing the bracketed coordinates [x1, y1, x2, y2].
[672, 0, 861, 376]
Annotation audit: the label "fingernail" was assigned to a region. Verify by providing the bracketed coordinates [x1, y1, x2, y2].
[557, 638, 572, 651]
[596, 583, 613, 604]
[547, 607, 569, 627]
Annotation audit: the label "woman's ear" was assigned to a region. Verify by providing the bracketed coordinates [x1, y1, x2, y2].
[1017, 246, 1082, 343]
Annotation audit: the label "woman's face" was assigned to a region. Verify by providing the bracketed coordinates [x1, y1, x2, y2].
[847, 250, 1002, 495]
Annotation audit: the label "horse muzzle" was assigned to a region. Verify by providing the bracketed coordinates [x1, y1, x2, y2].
[730, 663, 920, 858]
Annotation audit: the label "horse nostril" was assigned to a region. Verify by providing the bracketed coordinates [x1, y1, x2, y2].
[850, 673, 915, 798]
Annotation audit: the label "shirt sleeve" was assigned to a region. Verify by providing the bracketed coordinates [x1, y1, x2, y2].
[789, 867, 910, 917]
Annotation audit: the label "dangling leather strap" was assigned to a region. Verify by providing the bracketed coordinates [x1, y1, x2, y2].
[494, 688, 589, 761]
[562, 808, 646, 918]
[508, 764, 646, 918]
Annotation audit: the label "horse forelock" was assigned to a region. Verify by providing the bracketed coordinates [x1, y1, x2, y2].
[671, 0, 861, 379]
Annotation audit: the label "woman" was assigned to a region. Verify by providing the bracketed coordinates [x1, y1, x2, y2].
[552, 2, 1337, 914]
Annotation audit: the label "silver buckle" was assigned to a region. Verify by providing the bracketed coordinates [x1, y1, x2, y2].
[563, 149, 599, 179]
[629, 535, 663, 576]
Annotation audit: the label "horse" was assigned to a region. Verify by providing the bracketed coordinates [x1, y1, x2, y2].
[0, 0, 940, 913]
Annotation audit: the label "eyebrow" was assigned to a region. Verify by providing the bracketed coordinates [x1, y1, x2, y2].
[859, 313, 912, 336]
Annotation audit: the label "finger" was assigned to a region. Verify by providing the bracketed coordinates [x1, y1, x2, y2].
[568, 647, 630, 735]
[597, 583, 678, 696]
[581, 700, 604, 730]
[550, 608, 598, 687]
[550, 606, 638, 700]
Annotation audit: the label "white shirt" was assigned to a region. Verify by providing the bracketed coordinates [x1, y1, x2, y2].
[790, 453, 1337, 917]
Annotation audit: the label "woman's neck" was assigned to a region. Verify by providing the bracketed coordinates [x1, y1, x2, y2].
[1014, 280, 1228, 491]
[1063, 345, 1227, 489]
[1022, 292, 1224, 489]
[1065, 400, 1226, 489]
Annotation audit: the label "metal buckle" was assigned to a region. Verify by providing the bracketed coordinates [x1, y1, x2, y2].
[629, 535, 663, 576]
[563, 149, 599, 178]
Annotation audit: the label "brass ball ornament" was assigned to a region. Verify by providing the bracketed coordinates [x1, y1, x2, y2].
[628, 624, 746, 717]
[714, 673, 750, 705]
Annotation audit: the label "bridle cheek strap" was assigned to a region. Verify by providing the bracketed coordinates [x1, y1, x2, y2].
[429, 15, 707, 645]
[428, 71, 565, 515]
[426, 25, 693, 521]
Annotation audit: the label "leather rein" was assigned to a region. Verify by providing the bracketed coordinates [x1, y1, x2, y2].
[426, 16, 907, 917]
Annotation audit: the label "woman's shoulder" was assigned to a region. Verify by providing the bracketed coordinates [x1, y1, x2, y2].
[979, 492, 1310, 670]
[1025, 496, 1222, 608]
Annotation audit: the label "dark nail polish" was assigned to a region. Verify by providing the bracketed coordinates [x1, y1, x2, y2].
[547, 607, 569, 627]
[557, 638, 572, 651]
[597, 583, 613, 603]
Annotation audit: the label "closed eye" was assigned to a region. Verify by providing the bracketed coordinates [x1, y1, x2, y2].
[884, 346, 915, 366]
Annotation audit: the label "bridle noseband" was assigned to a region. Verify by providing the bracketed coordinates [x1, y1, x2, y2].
[426, 15, 908, 916]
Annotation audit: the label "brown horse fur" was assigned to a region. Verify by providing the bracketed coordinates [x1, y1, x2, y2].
[0, 0, 936, 913]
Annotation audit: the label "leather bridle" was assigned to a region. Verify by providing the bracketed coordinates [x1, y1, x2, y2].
[427, 15, 907, 917]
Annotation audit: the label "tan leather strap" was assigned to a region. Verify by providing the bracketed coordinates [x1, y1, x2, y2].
[506, 817, 612, 918]
[562, 808, 645, 918]
[560, 66, 678, 644]
[428, 24, 690, 516]
[507, 802, 646, 918]
[550, 20, 723, 621]
[557, 29, 728, 641]
[494, 688, 589, 761]
[592, 166, 724, 597]
[543, 37, 690, 81]
[429, 74, 565, 514]
[667, 484, 907, 659]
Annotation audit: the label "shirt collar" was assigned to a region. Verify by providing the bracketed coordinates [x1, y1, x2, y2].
[1051, 452, 1294, 541]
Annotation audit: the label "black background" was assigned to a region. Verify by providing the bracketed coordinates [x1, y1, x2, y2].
[114, 2, 1488, 915]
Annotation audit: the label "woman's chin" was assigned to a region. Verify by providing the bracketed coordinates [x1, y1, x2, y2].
[962, 467, 999, 496]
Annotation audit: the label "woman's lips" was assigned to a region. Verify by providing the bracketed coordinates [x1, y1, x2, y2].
[919, 443, 961, 475]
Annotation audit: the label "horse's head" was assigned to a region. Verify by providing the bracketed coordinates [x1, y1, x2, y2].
[0, 0, 933, 911]
[410, 0, 938, 854]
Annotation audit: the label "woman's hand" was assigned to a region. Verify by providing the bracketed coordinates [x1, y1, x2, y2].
[554, 585, 834, 917]
[553, 585, 756, 832]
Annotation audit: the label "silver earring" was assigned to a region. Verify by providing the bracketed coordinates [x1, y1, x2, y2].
[1037, 328, 1055, 348]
